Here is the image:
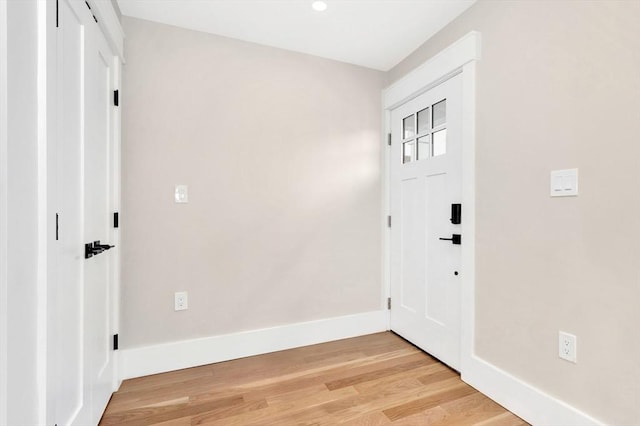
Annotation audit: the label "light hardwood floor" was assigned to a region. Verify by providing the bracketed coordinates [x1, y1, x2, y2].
[100, 332, 528, 425]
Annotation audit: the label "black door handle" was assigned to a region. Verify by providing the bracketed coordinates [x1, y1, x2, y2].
[93, 240, 114, 251]
[439, 234, 461, 245]
[85, 243, 103, 258]
[85, 240, 115, 259]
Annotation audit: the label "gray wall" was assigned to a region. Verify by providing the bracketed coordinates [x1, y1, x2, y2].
[121, 17, 385, 347]
[389, 1, 640, 424]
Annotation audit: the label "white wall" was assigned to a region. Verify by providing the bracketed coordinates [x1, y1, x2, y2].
[3, 0, 42, 424]
[120, 18, 386, 349]
[389, 1, 640, 424]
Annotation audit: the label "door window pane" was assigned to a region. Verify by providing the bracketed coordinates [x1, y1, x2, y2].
[403, 114, 415, 139]
[417, 108, 430, 135]
[417, 135, 430, 160]
[433, 129, 447, 157]
[403, 140, 415, 163]
[432, 99, 446, 128]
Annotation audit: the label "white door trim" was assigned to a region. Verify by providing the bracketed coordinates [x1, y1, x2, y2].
[88, 0, 125, 62]
[382, 31, 480, 375]
[0, 0, 8, 422]
[36, 2, 50, 423]
[383, 32, 481, 111]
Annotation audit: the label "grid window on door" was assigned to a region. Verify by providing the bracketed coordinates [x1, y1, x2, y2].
[402, 113, 415, 163]
[433, 129, 447, 156]
[417, 135, 430, 160]
[401, 99, 447, 164]
[403, 140, 416, 163]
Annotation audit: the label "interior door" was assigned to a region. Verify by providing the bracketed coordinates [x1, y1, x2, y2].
[83, 10, 116, 424]
[53, 1, 88, 424]
[389, 74, 463, 370]
[51, 1, 116, 424]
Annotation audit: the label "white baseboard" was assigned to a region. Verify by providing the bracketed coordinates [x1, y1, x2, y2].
[463, 354, 605, 426]
[119, 310, 388, 380]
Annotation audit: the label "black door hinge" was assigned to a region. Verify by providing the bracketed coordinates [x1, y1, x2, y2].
[387, 297, 391, 310]
[55, 213, 59, 240]
[387, 215, 391, 228]
[387, 133, 391, 146]
[113, 334, 119, 350]
[113, 212, 119, 228]
[114, 90, 119, 106]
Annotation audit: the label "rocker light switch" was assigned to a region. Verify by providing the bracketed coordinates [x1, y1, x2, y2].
[175, 185, 188, 203]
[550, 169, 578, 197]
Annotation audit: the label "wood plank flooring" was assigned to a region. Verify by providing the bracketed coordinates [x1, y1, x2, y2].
[100, 332, 528, 425]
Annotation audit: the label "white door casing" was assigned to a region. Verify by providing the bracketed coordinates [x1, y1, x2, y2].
[383, 32, 480, 375]
[389, 74, 463, 369]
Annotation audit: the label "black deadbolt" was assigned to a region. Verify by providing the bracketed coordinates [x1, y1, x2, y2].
[450, 204, 462, 224]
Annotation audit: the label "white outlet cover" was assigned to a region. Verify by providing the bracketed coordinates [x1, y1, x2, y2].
[174, 291, 188, 311]
[175, 185, 188, 203]
[558, 331, 577, 363]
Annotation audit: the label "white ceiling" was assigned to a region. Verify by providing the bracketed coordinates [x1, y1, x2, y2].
[116, 0, 476, 71]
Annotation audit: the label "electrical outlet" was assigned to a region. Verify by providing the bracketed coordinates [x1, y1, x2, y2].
[174, 291, 188, 311]
[175, 185, 188, 203]
[559, 331, 577, 363]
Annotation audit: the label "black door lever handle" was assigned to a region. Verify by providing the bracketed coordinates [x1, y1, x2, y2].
[85, 242, 105, 258]
[439, 234, 461, 245]
[93, 240, 114, 251]
[85, 240, 115, 259]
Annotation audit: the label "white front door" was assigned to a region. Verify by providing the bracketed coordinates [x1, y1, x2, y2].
[51, 1, 116, 424]
[390, 74, 463, 370]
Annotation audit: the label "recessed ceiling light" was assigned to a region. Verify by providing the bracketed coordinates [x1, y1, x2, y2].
[312, 1, 328, 12]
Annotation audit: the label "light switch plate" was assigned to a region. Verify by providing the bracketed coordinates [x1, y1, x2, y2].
[175, 185, 188, 203]
[550, 169, 578, 197]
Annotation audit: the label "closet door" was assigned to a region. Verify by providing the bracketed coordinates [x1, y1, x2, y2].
[83, 12, 117, 423]
[54, 1, 91, 423]
[53, 1, 117, 424]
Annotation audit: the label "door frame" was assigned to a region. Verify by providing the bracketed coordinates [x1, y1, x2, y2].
[382, 31, 481, 374]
